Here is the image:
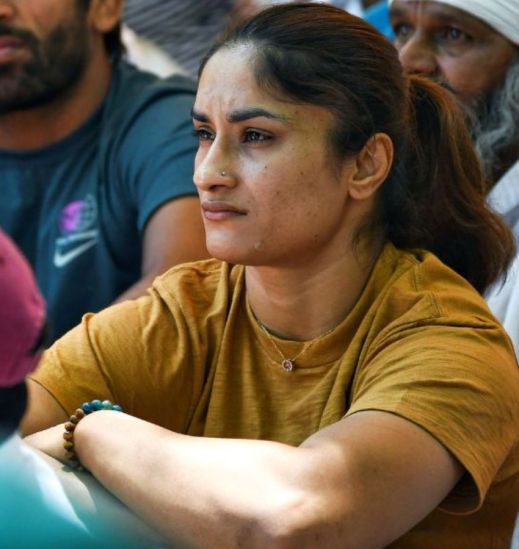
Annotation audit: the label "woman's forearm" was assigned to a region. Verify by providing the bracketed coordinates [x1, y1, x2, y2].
[29, 409, 462, 548]
[75, 411, 317, 548]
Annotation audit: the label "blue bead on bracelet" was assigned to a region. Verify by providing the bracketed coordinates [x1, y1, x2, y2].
[63, 399, 123, 470]
[81, 399, 123, 414]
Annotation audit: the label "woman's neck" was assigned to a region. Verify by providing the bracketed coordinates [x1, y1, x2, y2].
[245, 238, 383, 341]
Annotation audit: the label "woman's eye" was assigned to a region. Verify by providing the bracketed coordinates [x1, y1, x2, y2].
[244, 130, 271, 143]
[193, 128, 214, 141]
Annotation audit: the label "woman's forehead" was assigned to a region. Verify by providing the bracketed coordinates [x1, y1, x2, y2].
[198, 48, 257, 96]
[200, 45, 257, 83]
[196, 47, 285, 114]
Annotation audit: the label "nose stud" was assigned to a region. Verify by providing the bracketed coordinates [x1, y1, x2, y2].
[220, 171, 227, 177]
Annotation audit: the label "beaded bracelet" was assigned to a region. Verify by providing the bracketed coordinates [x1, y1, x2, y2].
[63, 399, 123, 470]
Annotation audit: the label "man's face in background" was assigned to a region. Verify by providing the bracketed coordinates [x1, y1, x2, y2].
[390, 0, 519, 178]
[0, 0, 93, 113]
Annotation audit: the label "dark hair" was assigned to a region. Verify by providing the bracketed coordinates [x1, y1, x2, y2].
[78, 0, 124, 58]
[0, 382, 27, 437]
[199, 3, 515, 293]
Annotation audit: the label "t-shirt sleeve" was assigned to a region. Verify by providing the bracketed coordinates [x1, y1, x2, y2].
[346, 318, 519, 513]
[115, 87, 199, 232]
[30, 287, 204, 432]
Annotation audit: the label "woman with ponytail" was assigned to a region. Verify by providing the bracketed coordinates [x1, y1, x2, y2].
[24, 4, 519, 547]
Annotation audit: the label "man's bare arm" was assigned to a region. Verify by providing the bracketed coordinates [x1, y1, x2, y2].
[115, 196, 209, 302]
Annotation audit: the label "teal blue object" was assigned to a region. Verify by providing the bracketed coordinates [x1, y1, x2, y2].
[91, 399, 103, 411]
[81, 399, 123, 414]
[364, 1, 394, 41]
[0, 434, 158, 548]
[0, 471, 94, 548]
[81, 401, 94, 413]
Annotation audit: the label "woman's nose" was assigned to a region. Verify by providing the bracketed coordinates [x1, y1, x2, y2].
[194, 149, 236, 192]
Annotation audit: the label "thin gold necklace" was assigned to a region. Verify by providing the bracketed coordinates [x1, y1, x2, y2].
[256, 319, 335, 372]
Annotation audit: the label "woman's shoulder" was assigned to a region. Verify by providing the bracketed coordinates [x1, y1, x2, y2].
[361, 244, 513, 361]
[380, 243, 498, 322]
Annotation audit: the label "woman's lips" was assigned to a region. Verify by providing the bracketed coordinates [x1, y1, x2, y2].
[201, 201, 247, 221]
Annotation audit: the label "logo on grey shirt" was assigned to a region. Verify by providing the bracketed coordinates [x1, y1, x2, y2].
[53, 194, 99, 268]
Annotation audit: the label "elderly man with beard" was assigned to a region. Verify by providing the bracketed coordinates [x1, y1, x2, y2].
[389, 0, 519, 358]
[0, 0, 208, 342]
[390, 0, 519, 360]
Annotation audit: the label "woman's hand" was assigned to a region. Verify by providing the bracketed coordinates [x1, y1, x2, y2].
[24, 423, 69, 463]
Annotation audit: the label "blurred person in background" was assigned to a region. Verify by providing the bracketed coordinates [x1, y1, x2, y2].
[390, 0, 519, 357]
[258, 0, 393, 36]
[0, 0, 208, 341]
[123, 0, 392, 80]
[0, 229, 163, 548]
[124, 0, 244, 79]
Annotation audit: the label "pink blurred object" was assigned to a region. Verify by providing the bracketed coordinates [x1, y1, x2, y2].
[0, 230, 45, 387]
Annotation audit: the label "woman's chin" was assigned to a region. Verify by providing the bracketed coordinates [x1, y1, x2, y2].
[207, 243, 246, 265]
[210, 248, 269, 267]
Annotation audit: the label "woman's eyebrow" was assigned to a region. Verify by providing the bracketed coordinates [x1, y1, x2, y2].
[191, 107, 291, 124]
[227, 108, 291, 123]
[191, 108, 208, 122]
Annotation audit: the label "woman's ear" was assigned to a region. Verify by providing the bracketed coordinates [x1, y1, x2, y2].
[88, 0, 123, 34]
[348, 133, 394, 200]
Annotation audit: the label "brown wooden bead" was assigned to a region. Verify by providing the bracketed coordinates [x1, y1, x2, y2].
[62, 400, 120, 472]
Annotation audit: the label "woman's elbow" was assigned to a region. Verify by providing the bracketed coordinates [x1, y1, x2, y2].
[249, 489, 355, 549]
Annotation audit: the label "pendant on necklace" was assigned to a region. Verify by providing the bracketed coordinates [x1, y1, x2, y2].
[281, 359, 295, 372]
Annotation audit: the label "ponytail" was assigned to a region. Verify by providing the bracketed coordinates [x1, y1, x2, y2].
[382, 75, 515, 293]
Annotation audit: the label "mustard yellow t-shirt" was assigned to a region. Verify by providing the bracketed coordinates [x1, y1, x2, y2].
[32, 243, 519, 547]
